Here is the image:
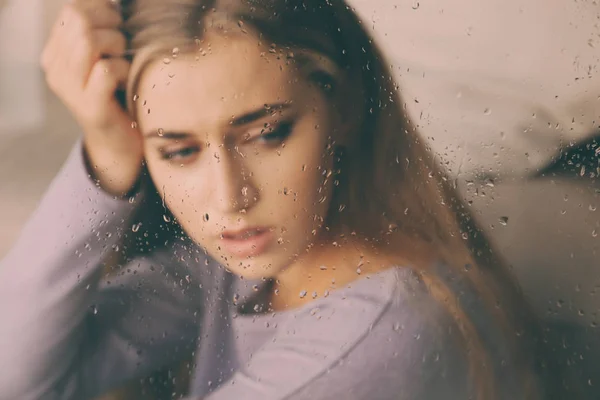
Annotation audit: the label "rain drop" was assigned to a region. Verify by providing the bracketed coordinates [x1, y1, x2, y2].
[556, 299, 564, 308]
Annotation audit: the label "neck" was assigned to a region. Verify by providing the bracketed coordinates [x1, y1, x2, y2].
[270, 234, 391, 311]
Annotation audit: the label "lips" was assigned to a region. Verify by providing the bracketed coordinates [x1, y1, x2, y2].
[222, 227, 267, 240]
[219, 226, 274, 258]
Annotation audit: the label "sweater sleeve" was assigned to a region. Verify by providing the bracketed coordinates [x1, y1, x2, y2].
[0, 142, 202, 400]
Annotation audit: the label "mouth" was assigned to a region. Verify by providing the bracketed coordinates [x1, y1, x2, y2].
[219, 226, 274, 258]
[221, 227, 269, 240]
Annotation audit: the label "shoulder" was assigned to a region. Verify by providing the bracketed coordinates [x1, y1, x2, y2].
[217, 266, 471, 400]
[285, 266, 470, 399]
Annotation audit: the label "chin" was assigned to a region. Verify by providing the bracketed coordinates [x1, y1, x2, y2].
[224, 261, 278, 279]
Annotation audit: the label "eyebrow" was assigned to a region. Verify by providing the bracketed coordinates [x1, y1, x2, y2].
[144, 102, 292, 139]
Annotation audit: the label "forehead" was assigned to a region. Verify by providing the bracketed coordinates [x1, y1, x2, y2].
[135, 34, 303, 133]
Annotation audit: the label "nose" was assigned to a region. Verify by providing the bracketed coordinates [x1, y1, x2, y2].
[211, 147, 259, 214]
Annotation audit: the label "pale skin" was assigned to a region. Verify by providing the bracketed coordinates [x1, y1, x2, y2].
[41, 0, 142, 196]
[43, 0, 388, 311]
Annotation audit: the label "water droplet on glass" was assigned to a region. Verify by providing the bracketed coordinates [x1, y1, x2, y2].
[131, 121, 138, 129]
[483, 108, 492, 116]
[163, 214, 171, 223]
[320, 265, 328, 271]
[172, 47, 180, 57]
[499, 216, 509, 226]
[203, 213, 210, 222]
[132, 223, 142, 232]
[163, 57, 171, 64]
[133, 94, 139, 102]
[411, 1, 420, 9]
[241, 186, 248, 196]
[299, 290, 307, 299]
[592, 229, 598, 238]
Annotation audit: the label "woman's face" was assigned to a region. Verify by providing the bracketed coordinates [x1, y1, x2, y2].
[136, 33, 338, 279]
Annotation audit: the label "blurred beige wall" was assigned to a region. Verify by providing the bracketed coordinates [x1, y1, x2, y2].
[0, 0, 79, 257]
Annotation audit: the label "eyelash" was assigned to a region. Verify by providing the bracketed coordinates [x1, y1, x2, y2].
[159, 121, 294, 162]
[256, 121, 293, 145]
[160, 145, 201, 161]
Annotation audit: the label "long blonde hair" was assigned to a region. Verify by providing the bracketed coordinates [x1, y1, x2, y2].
[111, 0, 557, 398]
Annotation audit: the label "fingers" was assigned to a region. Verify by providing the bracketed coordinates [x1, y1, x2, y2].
[86, 57, 130, 103]
[41, 0, 127, 98]
[66, 0, 122, 30]
[71, 29, 127, 87]
[41, 0, 122, 70]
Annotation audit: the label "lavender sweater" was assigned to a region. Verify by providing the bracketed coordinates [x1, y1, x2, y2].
[0, 142, 534, 400]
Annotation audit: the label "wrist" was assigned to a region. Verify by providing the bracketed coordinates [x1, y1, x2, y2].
[82, 141, 143, 198]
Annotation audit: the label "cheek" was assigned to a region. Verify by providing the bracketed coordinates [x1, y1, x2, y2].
[251, 137, 334, 229]
[146, 160, 209, 224]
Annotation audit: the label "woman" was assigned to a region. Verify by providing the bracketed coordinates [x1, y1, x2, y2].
[0, 0, 558, 399]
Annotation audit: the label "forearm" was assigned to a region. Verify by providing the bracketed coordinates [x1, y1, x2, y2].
[0, 142, 139, 399]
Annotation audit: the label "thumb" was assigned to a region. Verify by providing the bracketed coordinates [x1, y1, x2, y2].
[85, 57, 130, 106]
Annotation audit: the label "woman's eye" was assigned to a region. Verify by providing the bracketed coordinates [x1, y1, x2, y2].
[255, 121, 294, 145]
[160, 146, 201, 162]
